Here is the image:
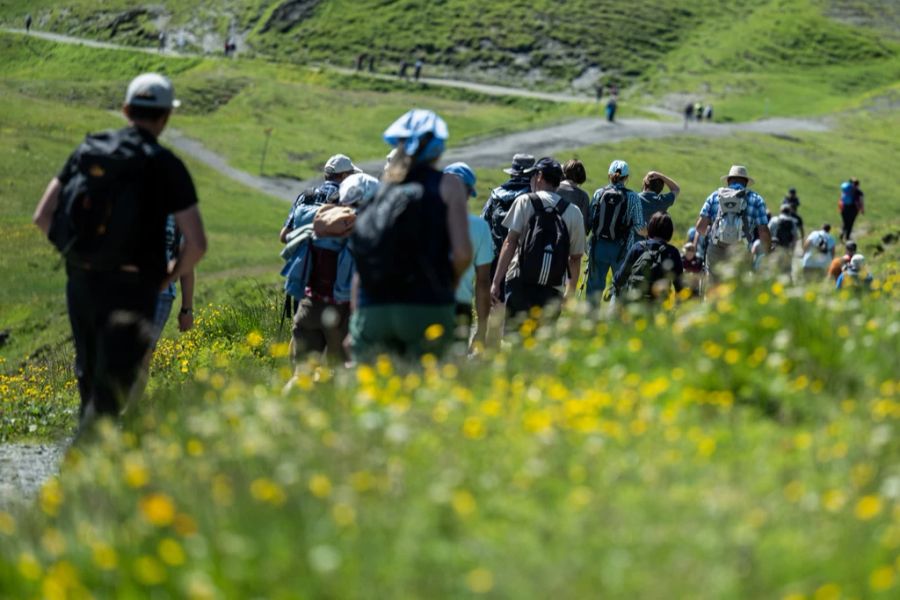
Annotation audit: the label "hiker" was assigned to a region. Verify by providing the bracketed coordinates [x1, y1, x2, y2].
[151, 215, 195, 345]
[783, 187, 804, 239]
[280, 154, 361, 243]
[828, 240, 857, 281]
[694, 102, 703, 121]
[158, 32, 166, 52]
[25, 14, 32, 33]
[368, 55, 376, 72]
[605, 96, 618, 123]
[557, 159, 591, 235]
[801, 223, 835, 280]
[836, 254, 872, 290]
[839, 178, 864, 241]
[585, 160, 646, 299]
[637, 170, 680, 238]
[684, 102, 695, 127]
[398, 60, 409, 80]
[767, 204, 800, 277]
[612, 212, 684, 302]
[703, 104, 713, 121]
[349, 109, 472, 362]
[414, 59, 424, 81]
[32, 73, 206, 432]
[283, 173, 376, 364]
[444, 163, 493, 352]
[490, 157, 586, 323]
[356, 52, 367, 71]
[694, 165, 770, 281]
[482, 153, 536, 294]
[681, 242, 704, 296]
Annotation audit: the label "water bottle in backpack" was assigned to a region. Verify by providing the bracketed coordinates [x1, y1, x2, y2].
[710, 187, 749, 246]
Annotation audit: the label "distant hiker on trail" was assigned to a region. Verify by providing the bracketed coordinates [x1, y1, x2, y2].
[356, 53, 367, 71]
[585, 160, 646, 300]
[491, 157, 586, 324]
[482, 153, 536, 298]
[839, 178, 864, 241]
[783, 187, 804, 238]
[443, 163, 493, 352]
[801, 222, 835, 281]
[25, 14, 32, 33]
[158, 32, 166, 52]
[282, 173, 376, 364]
[32, 73, 206, 434]
[613, 212, 684, 303]
[398, 60, 410, 80]
[836, 254, 872, 291]
[767, 203, 800, 278]
[694, 102, 703, 121]
[368, 55, 376, 72]
[694, 165, 770, 282]
[557, 159, 591, 235]
[349, 109, 472, 362]
[828, 239, 857, 281]
[684, 102, 694, 128]
[414, 59, 424, 81]
[636, 170, 680, 238]
[605, 96, 618, 123]
[151, 215, 195, 346]
[703, 105, 713, 121]
[280, 154, 361, 244]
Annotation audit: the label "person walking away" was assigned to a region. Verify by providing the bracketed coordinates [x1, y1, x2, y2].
[356, 53, 367, 71]
[694, 102, 703, 121]
[32, 73, 206, 433]
[414, 58, 424, 81]
[158, 31, 166, 52]
[398, 60, 409, 80]
[349, 110, 472, 362]
[605, 96, 618, 122]
[681, 242, 704, 296]
[783, 187, 804, 239]
[836, 254, 872, 290]
[839, 179, 864, 241]
[280, 154, 361, 243]
[443, 163, 493, 352]
[482, 154, 536, 287]
[613, 212, 684, 302]
[767, 204, 800, 278]
[557, 159, 591, 236]
[25, 14, 32, 33]
[150, 215, 195, 345]
[684, 102, 695, 128]
[585, 160, 646, 300]
[491, 158, 586, 326]
[636, 170, 680, 239]
[828, 240, 857, 281]
[694, 165, 770, 282]
[801, 223, 835, 281]
[703, 104, 713, 121]
[286, 173, 376, 364]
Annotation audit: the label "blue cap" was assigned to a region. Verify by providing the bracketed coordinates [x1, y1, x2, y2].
[443, 162, 477, 197]
[608, 159, 629, 177]
[383, 109, 448, 163]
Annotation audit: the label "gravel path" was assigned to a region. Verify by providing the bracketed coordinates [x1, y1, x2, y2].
[0, 442, 68, 508]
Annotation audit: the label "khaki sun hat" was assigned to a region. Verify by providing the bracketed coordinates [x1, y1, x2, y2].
[720, 165, 755, 186]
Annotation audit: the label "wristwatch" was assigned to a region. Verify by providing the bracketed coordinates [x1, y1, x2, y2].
[179, 307, 192, 315]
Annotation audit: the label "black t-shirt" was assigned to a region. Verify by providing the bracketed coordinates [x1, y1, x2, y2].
[57, 126, 198, 285]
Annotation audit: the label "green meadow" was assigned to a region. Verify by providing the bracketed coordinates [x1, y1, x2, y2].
[1, 2, 900, 596]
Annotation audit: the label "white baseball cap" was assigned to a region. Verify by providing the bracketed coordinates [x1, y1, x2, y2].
[324, 154, 362, 176]
[124, 73, 181, 109]
[339, 173, 380, 206]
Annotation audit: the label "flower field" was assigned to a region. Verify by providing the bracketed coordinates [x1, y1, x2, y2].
[1, 270, 900, 598]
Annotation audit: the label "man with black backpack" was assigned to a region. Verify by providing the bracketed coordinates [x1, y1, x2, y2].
[32, 73, 207, 432]
[585, 160, 646, 300]
[767, 203, 800, 278]
[490, 157, 586, 324]
[481, 154, 536, 284]
[694, 165, 770, 282]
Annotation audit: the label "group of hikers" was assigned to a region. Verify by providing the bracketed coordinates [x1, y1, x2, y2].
[31, 72, 874, 436]
[684, 102, 714, 127]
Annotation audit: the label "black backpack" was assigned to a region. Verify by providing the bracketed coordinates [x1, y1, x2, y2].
[590, 185, 631, 242]
[294, 184, 337, 208]
[48, 128, 155, 268]
[350, 182, 437, 297]
[518, 194, 570, 287]
[624, 241, 670, 300]
[772, 216, 797, 248]
[484, 184, 527, 257]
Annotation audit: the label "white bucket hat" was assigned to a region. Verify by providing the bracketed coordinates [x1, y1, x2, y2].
[721, 165, 755, 186]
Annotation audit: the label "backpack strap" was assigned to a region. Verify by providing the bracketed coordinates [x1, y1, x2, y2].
[555, 197, 570, 216]
[527, 193, 543, 214]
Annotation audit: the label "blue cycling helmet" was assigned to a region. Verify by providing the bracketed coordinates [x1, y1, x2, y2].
[383, 109, 448, 164]
[443, 162, 477, 197]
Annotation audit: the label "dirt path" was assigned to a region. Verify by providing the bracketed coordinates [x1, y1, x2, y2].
[0, 442, 67, 508]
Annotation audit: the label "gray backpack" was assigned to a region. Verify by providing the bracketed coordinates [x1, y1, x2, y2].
[710, 187, 749, 246]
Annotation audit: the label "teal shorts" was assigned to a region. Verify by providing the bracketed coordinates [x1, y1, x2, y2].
[350, 303, 455, 363]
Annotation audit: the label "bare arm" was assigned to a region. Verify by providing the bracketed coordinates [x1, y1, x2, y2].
[33, 178, 62, 236]
[279, 225, 292, 244]
[757, 224, 771, 250]
[164, 205, 207, 291]
[647, 171, 680, 197]
[177, 269, 195, 331]
[491, 231, 520, 305]
[441, 174, 473, 286]
[696, 216, 711, 237]
[472, 264, 491, 350]
[566, 254, 582, 298]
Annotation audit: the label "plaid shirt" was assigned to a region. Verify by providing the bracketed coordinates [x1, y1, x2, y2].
[699, 185, 769, 227]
